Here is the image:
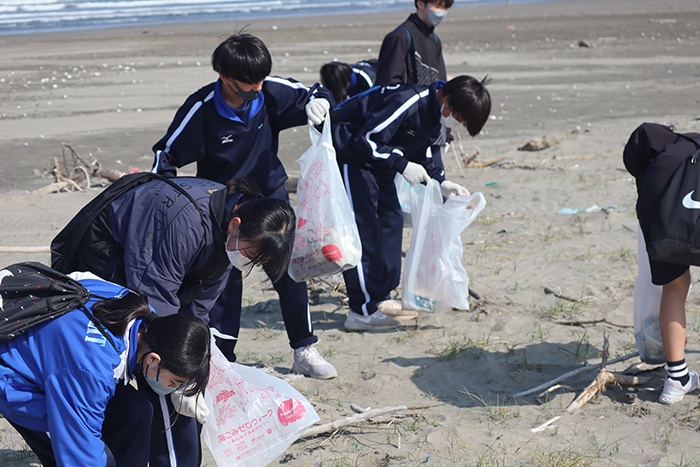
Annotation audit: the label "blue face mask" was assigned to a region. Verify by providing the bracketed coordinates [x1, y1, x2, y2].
[145, 361, 178, 396]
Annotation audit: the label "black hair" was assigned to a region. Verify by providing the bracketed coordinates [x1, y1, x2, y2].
[211, 33, 272, 84]
[320, 61, 353, 104]
[414, 0, 454, 9]
[442, 75, 492, 137]
[92, 293, 211, 396]
[145, 313, 210, 397]
[225, 177, 296, 283]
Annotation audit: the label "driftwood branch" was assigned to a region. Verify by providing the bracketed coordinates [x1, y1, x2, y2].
[512, 351, 639, 399]
[554, 318, 632, 329]
[566, 334, 612, 412]
[300, 405, 407, 438]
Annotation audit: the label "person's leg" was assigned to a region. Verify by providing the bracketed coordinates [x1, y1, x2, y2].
[6, 420, 57, 467]
[659, 270, 698, 404]
[136, 374, 202, 467]
[341, 164, 400, 331]
[208, 267, 243, 362]
[266, 185, 335, 378]
[102, 382, 153, 467]
[375, 168, 405, 298]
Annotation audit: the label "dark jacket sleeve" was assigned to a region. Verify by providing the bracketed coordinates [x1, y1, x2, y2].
[151, 88, 211, 176]
[263, 77, 336, 131]
[375, 28, 409, 87]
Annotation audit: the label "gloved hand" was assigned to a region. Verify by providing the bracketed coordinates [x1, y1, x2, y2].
[170, 389, 209, 425]
[440, 180, 470, 198]
[401, 162, 430, 186]
[305, 98, 331, 125]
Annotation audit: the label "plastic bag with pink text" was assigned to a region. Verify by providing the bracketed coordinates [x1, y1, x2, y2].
[201, 337, 319, 467]
[288, 118, 362, 282]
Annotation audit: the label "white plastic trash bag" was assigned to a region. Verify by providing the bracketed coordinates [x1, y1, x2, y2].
[402, 179, 486, 312]
[634, 224, 665, 364]
[201, 336, 319, 467]
[288, 118, 362, 282]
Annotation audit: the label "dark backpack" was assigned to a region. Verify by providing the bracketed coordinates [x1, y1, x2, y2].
[0, 262, 115, 348]
[648, 136, 700, 265]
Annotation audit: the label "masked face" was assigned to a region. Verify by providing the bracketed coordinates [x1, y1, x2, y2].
[226, 79, 260, 101]
[144, 361, 179, 396]
[226, 231, 254, 272]
[420, 1, 447, 28]
[440, 103, 462, 130]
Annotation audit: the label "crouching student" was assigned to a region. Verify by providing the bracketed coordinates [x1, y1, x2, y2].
[320, 59, 377, 103]
[331, 75, 491, 331]
[0, 270, 210, 467]
[624, 122, 700, 404]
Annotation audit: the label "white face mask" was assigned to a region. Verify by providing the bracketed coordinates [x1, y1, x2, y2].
[226, 232, 253, 272]
[440, 103, 462, 130]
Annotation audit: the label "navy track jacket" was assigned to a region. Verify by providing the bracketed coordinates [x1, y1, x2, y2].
[152, 76, 334, 196]
[331, 81, 445, 181]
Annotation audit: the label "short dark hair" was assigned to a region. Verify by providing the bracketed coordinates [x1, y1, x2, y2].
[414, 0, 454, 9]
[225, 177, 296, 283]
[146, 313, 211, 397]
[211, 34, 272, 84]
[442, 75, 492, 137]
[320, 61, 353, 104]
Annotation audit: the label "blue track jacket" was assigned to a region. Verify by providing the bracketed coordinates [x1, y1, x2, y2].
[331, 82, 445, 181]
[151, 76, 334, 196]
[0, 272, 146, 467]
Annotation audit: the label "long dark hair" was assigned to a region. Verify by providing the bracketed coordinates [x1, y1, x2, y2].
[92, 293, 210, 396]
[226, 177, 296, 283]
[320, 61, 353, 104]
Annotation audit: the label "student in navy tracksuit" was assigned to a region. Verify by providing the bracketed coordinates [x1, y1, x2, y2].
[0, 271, 210, 467]
[320, 59, 377, 104]
[331, 75, 491, 330]
[151, 33, 338, 382]
[51, 176, 295, 467]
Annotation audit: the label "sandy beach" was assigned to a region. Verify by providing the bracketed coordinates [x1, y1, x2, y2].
[2, 0, 700, 465]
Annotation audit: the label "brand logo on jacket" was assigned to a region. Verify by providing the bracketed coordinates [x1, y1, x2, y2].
[221, 135, 234, 144]
[682, 191, 700, 209]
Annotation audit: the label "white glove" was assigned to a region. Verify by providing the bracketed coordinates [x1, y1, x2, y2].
[305, 98, 331, 125]
[170, 389, 209, 425]
[440, 180, 470, 198]
[401, 162, 430, 186]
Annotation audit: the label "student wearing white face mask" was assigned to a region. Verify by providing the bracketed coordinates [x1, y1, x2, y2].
[50, 175, 295, 467]
[331, 75, 491, 330]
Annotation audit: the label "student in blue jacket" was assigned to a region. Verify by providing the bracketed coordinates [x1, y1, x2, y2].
[151, 33, 337, 381]
[331, 75, 491, 331]
[0, 271, 210, 467]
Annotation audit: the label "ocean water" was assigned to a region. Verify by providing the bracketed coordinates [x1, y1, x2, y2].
[0, 0, 558, 35]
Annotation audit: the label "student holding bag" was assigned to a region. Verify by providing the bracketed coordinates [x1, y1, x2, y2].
[331, 75, 491, 330]
[0, 269, 210, 467]
[624, 122, 700, 404]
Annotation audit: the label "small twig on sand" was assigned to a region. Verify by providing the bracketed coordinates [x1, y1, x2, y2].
[300, 406, 408, 438]
[531, 415, 561, 433]
[544, 286, 579, 302]
[535, 384, 574, 404]
[511, 351, 639, 399]
[554, 318, 632, 329]
[468, 287, 483, 301]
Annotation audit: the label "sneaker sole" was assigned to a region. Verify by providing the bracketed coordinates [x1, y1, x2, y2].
[344, 321, 400, 331]
[291, 363, 338, 380]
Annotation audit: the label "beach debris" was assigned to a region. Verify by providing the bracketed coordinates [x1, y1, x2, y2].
[535, 384, 574, 404]
[556, 205, 599, 215]
[578, 39, 596, 48]
[37, 143, 127, 193]
[511, 349, 639, 399]
[531, 415, 561, 432]
[450, 128, 500, 173]
[554, 317, 632, 329]
[518, 137, 551, 151]
[648, 18, 676, 24]
[300, 405, 408, 438]
[544, 286, 579, 302]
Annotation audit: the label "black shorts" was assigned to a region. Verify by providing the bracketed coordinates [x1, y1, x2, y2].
[649, 257, 689, 286]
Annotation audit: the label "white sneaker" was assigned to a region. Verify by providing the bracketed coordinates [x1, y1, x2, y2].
[377, 299, 418, 318]
[659, 371, 699, 404]
[292, 345, 337, 380]
[344, 311, 401, 331]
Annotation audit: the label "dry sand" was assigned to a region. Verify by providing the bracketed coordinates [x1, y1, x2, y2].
[2, 0, 700, 465]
